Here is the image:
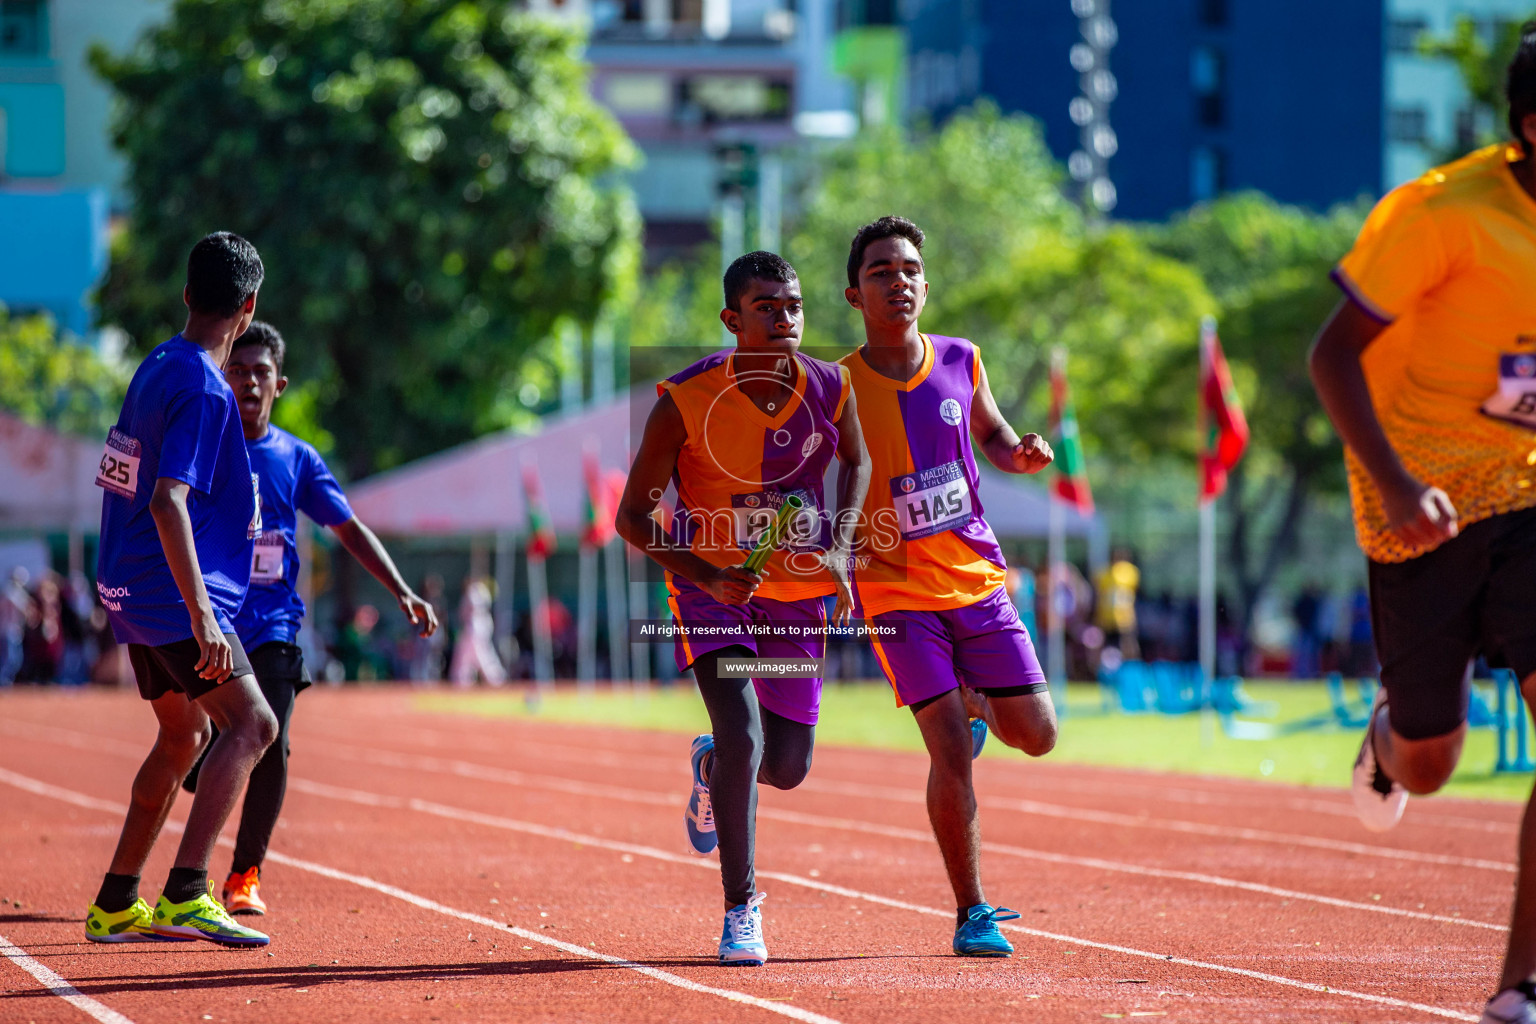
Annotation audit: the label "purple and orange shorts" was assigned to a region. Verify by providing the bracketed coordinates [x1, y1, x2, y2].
[667, 575, 827, 726]
[867, 585, 1048, 709]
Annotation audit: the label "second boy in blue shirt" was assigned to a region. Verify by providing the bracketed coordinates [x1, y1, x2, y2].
[183, 321, 438, 916]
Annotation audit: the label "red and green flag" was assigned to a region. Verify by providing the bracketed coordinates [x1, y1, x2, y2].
[1048, 347, 1094, 514]
[581, 446, 620, 549]
[521, 461, 557, 560]
[1198, 316, 1249, 505]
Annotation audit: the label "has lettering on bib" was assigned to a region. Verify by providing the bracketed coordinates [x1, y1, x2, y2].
[889, 460, 974, 540]
[250, 530, 286, 584]
[1481, 353, 1536, 429]
[94, 428, 142, 500]
[729, 489, 825, 553]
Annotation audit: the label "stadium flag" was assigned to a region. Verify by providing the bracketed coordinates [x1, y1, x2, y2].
[581, 445, 617, 549]
[1048, 347, 1094, 515]
[521, 460, 557, 560]
[1198, 316, 1249, 505]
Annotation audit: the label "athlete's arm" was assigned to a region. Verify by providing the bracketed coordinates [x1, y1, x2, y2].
[148, 477, 233, 681]
[331, 517, 439, 636]
[971, 360, 1054, 474]
[615, 392, 763, 605]
[1308, 296, 1458, 547]
[825, 386, 871, 625]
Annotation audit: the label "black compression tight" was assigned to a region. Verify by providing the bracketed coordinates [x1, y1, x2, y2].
[693, 646, 816, 908]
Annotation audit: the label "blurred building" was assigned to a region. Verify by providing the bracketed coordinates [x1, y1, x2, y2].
[1384, 0, 1533, 188]
[528, 0, 857, 257]
[0, 0, 164, 336]
[893, 0, 1386, 220]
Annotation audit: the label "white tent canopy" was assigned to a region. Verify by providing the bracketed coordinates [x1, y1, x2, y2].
[347, 393, 1099, 540]
[0, 410, 101, 533]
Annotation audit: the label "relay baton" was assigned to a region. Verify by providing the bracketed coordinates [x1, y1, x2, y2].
[742, 495, 804, 574]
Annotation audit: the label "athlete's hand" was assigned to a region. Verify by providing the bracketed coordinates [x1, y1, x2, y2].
[398, 589, 439, 637]
[191, 609, 234, 682]
[821, 546, 856, 626]
[1381, 474, 1459, 548]
[703, 566, 764, 606]
[1011, 434, 1054, 474]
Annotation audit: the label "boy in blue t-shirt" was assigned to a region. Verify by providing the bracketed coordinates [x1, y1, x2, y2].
[182, 320, 438, 916]
[86, 233, 279, 948]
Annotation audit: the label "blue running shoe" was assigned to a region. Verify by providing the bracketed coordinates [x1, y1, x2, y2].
[719, 892, 767, 965]
[953, 903, 1020, 957]
[971, 717, 988, 760]
[685, 734, 717, 856]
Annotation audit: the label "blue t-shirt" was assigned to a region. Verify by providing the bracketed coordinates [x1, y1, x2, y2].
[233, 425, 354, 651]
[96, 336, 259, 647]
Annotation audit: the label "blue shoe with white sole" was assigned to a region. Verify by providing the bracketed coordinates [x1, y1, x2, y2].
[719, 892, 767, 965]
[971, 717, 988, 759]
[685, 734, 717, 856]
[953, 903, 1020, 957]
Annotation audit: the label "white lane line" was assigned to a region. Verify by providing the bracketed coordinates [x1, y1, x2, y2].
[6, 721, 1505, 930]
[0, 930, 136, 1024]
[309, 718, 1520, 834]
[0, 768, 844, 1024]
[279, 775, 1480, 1022]
[303, 751, 1510, 932]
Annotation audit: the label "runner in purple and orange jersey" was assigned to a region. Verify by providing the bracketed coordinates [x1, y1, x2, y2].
[840, 216, 1058, 959]
[616, 251, 870, 967]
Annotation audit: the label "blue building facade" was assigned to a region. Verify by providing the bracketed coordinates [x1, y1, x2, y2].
[902, 0, 1385, 220]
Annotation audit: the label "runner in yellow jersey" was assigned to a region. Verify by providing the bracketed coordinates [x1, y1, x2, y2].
[1309, 26, 1536, 1024]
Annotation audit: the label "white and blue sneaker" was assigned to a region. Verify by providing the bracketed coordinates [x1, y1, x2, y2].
[971, 717, 988, 759]
[953, 903, 1020, 957]
[685, 734, 718, 856]
[719, 892, 767, 965]
[1482, 989, 1536, 1024]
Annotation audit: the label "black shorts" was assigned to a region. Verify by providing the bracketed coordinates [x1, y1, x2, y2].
[128, 633, 254, 702]
[248, 641, 310, 696]
[1369, 505, 1536, 740]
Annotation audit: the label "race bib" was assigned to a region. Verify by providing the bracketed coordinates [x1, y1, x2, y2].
[1481, 354, 1536, 429]
[730, 490, 823, 553]
[889, 460, 974, 540]
[94, 429, 141, 500]
[251, 531, 285, 583]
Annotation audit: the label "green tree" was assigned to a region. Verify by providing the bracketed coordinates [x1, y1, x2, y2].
[786, 103, 1209, 450]
[1420, 13, 1534, 160]
[1145, 193, 1367, 634]
[92, 0, 639, 477]
[0, 307, 127, 436]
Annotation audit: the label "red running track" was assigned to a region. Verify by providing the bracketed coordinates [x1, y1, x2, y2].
[0, 686, 1521, 1023]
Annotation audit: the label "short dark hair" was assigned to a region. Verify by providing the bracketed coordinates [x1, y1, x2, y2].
[723, 251, 798, 311]
[847, 216, 925, 288]
[232, 320, 285, 374]
[1510, 22, 1536, 156]
[186, 231, 264, 318]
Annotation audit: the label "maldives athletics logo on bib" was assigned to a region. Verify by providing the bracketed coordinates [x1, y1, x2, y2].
[939, 398, 963, 426]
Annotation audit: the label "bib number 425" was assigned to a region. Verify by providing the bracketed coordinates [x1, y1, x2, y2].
[94, 429, 142, 500]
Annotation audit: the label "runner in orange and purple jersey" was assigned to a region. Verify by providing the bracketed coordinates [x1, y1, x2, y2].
[840, 216, 1057, 960]
[616, 252, 870, 967]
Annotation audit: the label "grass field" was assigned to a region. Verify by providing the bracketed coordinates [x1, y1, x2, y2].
[416, 679, 1536, 802]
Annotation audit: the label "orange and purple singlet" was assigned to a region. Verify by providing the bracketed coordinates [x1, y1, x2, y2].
[657, 350, 850, 725]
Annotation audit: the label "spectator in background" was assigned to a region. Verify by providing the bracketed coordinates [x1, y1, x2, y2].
[1005, 565, 1038, 641]
[20, 572, 65, 683]
[1346, 586, 1376, 677]
[1, 567, 30, 684]
[450, 577, 505, 686]
[335, 604, 389, 681]
[1291, 584, 1324, 679]
[1094, 548, 1141, 661]
[409, 574, 449, 683]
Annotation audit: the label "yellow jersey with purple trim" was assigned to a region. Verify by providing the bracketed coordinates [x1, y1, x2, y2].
[840, 334, 1007, 617]
[1333, 143, 1536, 563]
[658, 350, 850, 602]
